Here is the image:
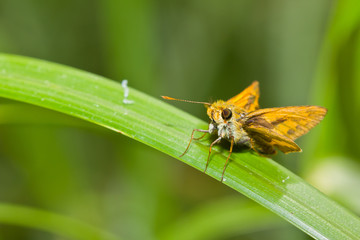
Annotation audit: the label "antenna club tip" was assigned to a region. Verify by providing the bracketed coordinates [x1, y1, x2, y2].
[161, 96, 174, 100]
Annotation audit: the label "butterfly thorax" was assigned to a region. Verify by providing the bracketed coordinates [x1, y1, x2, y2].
[207, 101, 251, 146]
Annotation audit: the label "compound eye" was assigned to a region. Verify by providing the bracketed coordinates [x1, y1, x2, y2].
[221, 108, 232, 120]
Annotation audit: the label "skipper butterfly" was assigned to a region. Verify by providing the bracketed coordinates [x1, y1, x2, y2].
[162, 81, 327, 182]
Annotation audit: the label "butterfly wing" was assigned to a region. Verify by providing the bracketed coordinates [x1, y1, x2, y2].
[226, 81, 260, 112]
[245, 123, 301, 154]
[244, 106, 327, 153]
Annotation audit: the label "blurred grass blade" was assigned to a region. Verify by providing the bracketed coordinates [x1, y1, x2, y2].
[0, 54, 360, 239]
[0, 203, 117, 240]
[308, 0, 360, 159]
[159, 198, 284, 240]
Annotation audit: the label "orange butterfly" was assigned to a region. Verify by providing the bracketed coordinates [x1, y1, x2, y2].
[162, 81, 327, 182]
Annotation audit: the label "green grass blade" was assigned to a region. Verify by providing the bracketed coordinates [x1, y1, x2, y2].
[159, 198, 284, 240]
[0, 203, 117, 240]
[0, 53, 359, 239]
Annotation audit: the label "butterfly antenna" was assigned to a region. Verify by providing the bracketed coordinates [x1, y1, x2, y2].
[162, 96, 211, 106]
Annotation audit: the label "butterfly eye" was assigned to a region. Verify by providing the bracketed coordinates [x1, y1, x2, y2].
[222, 108, 232, 120]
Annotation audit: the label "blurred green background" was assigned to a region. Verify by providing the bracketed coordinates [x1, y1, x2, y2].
[1, 0, 360, 239]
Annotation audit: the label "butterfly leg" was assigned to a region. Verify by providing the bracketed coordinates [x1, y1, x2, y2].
[221, 137, 234, 182]
[180, 129, 210, 157]
[249, 138, 264, 156]
[204, 136, 222, 173]
[193, 132, 208, 140]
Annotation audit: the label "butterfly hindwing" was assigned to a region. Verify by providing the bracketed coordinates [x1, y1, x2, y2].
[245, 122, 301, 154]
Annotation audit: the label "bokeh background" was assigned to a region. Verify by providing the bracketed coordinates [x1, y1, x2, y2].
[1, 0, 360, 239]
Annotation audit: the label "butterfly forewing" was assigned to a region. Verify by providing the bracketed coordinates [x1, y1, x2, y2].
[226, 81, 260, 112]
[245, 106, 327, 141]
[243, 106, 327, 154]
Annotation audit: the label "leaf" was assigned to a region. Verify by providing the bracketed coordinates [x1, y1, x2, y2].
[159, 197, 284, 240]
[0, 203, 117, 240]
[0, 53, 360, 239]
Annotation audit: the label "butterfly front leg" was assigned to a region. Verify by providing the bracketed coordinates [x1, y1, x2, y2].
[204, 136, 222, 173]
[180, 129, 210, 157]
[220, 137, 234, 182]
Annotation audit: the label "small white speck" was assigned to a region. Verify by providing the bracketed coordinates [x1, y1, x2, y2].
[223, 178, 226, 182]
[41, 98, 45, 101]
[123, 99, 133, 104]
[94, 104, 99, 108]
[282, 176, 290, 183]
[1, 69, 6, 74]
[121, 79, 134, 104]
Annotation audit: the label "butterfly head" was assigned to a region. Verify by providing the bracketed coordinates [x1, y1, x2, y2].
[161, 95, 241, 131]
[207, 101, 235, 125]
